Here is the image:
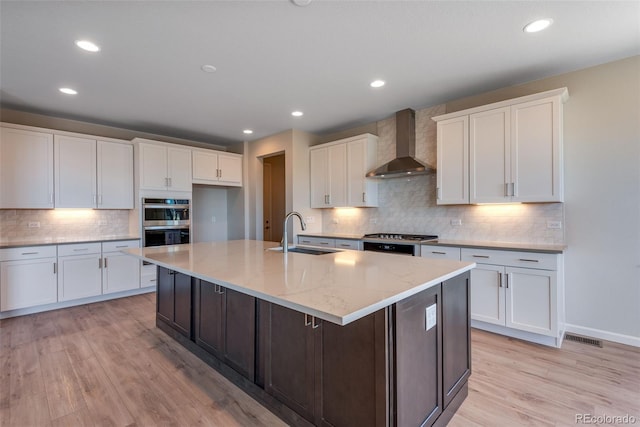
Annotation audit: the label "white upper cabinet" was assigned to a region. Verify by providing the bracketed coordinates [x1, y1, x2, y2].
[433, 88, 568, 204]
[97, 141, 134, 209]
[192, 149, 242, 187]
[436, 116, 469, 205]
[469, 107, 510, 203]
[310, 133, 378, 208]
[55, 135, 97, 208]
[310, 143, 347, 208]
[0, 127, 54, 208]
[55, 135, 134, 208]
[137, 140, 192, 192]
[347, 135, 378, 207]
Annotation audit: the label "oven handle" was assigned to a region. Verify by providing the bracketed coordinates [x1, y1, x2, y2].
[143, 225, 190, 230]
[143, 204, 190, 209]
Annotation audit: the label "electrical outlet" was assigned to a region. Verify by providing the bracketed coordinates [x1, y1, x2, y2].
[450, 219, 462, 226]
[28, 221, 40, 228]
[425, 304, 437, 331]
[305, 216, 315, 224]
[547, 220, 562, 229]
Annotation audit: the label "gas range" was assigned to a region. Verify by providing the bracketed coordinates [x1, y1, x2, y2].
[362, 233, 438, 243]
[362, 233, 438, 256]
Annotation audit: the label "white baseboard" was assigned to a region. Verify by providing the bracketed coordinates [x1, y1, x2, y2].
[564, 324, 640, 348]
[471, 320, 562, 348]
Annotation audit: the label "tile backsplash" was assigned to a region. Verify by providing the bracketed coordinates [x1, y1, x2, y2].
[0, 209, 131, 242]
[321, 103, 565, 245]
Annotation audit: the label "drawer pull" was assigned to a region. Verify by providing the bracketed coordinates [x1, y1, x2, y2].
[115, 245, 128, 248]
[149, 279, 157, 282]
[73, 248, 89, 252]
[21, 252, 39, 255]
[339, 244, 351, 247]
[472, 255, 490, 259]
[301, 240, 311, 244]
[432, 251, 447, 255]
[320, 242, 329, 245]
[518, 258, 540, 263]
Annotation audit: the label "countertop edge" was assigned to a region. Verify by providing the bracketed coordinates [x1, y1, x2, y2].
[0, 236, 141, 249]
[421, 240, 566, 254]
[123, 247, 476, 326]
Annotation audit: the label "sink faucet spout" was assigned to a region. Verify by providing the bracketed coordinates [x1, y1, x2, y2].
[281, 212, 307, 254]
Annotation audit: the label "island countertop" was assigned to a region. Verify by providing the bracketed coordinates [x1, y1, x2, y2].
[123, 239, 475, 326]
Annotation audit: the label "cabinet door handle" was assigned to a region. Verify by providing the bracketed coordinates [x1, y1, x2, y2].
[362, 192, 366, 203]
[498, 272, 503, 287]
[49, 193, 54, 204]
[504, 183, 509, 197]
[512, 182, 517, 197]
[472, 255, 490, 259]
[98, 258, 102, 268]
[312, 316, 320, 329]
[505, 273, 509, 289]
[53, 262, 57, 274]
[21, 252, 39, 255]
[304, 313, 312, 327]
[104, 258, 108, 268]
[93, 194, 97, 205]
[219, 169, 223, 179]
[518, 258, 539, 263]
[168, 177, 172, 187]
[432, 251, 446, 255]
[436, 187, 441, 200]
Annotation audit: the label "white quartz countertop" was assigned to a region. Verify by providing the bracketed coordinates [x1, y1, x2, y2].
[0, 235, 140, 249]
[123, 240, 475, 326]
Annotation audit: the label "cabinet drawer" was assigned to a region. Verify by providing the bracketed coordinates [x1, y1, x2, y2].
[421, 246, 461, 260]
[58, 242, 101, 257]
[461, 248, 557, 270]
[102, 239, 140, 253]
[0, 245, 57, 261]
[334, 239, 360, 250]
[297, 236, 334, 248]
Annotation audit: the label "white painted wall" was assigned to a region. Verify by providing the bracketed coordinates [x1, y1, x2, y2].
[192, 185, 229, 242]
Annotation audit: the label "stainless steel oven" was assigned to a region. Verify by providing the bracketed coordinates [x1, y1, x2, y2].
[142, 198, 191, 247]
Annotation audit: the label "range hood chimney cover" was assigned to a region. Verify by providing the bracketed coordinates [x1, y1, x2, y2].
[366, 108, 435, 178]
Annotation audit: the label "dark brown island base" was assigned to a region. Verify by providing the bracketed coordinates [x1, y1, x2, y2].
[155, 266, 471, 427]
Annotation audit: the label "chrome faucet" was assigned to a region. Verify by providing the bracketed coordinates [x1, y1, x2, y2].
[281, 211, 307, 254]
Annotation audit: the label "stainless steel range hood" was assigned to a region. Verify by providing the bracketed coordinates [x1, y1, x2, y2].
[366, 108, 435, 178]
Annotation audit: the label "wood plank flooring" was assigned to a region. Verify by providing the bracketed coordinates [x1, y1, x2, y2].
[1, 293, 638, 426]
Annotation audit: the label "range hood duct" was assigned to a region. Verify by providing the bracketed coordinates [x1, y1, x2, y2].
[366, 108, 435, 178]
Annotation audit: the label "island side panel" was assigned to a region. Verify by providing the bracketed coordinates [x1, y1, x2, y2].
[392, 284, 443, 427]
[442, 271, 471, 408]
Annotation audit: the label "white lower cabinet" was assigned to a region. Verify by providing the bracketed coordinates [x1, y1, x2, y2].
[461, 248, 561, 341]
[0, 246, 58, 311]
[102, 240, 140, 294]
[0, 240, 144, 317]
[58, 243, 102, 302]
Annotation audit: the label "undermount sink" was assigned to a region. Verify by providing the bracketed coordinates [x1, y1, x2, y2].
[268, 246, 339, 255]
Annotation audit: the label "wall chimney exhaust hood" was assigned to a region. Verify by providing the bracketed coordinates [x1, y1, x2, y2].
[366, 108, 435, 178]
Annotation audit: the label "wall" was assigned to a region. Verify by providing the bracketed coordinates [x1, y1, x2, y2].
[245, 129, 321, 243]
[192, 185, 229, 242]
[0, 209, 130, 242]
[324, 56, 640, 345]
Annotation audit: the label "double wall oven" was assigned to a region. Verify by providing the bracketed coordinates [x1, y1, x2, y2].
[362, 233, 438, 256]
[142, 198, 191, 247]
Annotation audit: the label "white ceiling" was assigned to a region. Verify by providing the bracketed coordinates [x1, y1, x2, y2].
[1, 1, 638, 146]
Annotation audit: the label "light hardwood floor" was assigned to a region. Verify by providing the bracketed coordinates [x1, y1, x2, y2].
[1, 293, 638, 426]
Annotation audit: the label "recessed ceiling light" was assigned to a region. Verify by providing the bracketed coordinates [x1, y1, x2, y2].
[75, 40, 100, 52]
[291, 111, 304, 117]
[243, 129, 253, 135]
[523, 18, 553, 33]
[370, 80, 385, 88]
[59, 87, 78, 95]
[201, 64, 217, 73]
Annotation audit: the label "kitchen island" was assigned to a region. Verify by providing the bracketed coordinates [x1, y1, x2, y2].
[124, 240, 475, 427]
